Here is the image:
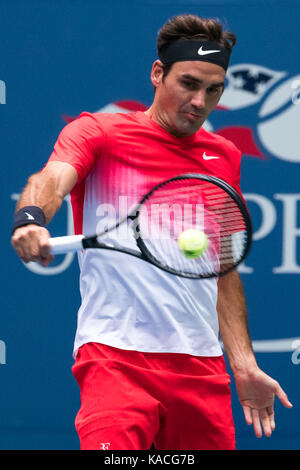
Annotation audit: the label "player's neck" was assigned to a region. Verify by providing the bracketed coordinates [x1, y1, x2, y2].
[144, 105, 195, 138]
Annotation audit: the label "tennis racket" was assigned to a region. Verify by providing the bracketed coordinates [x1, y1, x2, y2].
[49, 173, 252, 279]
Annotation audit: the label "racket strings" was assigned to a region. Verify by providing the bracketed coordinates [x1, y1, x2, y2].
[137, 178, 249, 276]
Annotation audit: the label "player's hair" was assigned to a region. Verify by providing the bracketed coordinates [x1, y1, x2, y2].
[157, 14, 236, 79]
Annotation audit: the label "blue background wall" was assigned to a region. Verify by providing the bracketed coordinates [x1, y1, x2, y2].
[1, 0, 299, 450]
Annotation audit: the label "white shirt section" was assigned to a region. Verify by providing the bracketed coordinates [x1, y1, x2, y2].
[73, 245, 222, 357]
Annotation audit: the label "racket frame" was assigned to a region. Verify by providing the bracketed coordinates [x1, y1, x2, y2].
[135, 173, 252, 278]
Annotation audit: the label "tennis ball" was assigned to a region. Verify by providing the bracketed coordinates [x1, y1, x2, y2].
[178, 229, 209, 258]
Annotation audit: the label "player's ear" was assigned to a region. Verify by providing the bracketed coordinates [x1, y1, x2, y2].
[150, 60, 164, 89]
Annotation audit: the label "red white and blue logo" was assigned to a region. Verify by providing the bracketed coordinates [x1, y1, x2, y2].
[210, 63, 300, 163]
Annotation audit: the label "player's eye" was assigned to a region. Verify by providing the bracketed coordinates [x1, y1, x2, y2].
[207, 86, 222, 95]
[181, 80, 198, 90]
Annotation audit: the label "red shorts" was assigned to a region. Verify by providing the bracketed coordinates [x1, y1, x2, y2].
[72, 342, 235, 450]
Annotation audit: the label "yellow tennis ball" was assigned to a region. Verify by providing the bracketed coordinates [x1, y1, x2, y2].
[178, 229, 209, 258]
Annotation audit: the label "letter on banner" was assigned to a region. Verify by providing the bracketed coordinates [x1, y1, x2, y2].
[273, 194, 300, 273]
[238, 193, 277, 273]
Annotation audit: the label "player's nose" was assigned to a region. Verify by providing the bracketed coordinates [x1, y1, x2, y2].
[190, 89, 206, 109]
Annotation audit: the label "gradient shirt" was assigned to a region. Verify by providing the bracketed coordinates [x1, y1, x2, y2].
[48, 111, 243, 357]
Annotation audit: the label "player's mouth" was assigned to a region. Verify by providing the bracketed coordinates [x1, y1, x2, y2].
[183, 111, 203, 121]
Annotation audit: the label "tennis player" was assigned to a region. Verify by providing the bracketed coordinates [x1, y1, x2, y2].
[11, 14, 292, 450]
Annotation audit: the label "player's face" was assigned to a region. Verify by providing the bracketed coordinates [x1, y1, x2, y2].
[149, 60, 225, 137]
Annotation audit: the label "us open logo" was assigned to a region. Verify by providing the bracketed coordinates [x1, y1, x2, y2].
[210, 63, 300, 163]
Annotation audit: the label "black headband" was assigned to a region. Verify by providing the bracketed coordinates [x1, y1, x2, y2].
[158, 40, 231, 71]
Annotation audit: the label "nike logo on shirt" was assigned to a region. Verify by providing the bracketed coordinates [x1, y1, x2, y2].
[202, 152, 220, 161]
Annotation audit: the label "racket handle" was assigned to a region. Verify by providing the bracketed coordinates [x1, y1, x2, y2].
[49, 235, 85, 254]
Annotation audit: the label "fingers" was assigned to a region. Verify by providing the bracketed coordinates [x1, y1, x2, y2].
[267, 406, 275, 432]
[243, 406, 275, 438]
[39, 229, 54, 266]
[242, 381, 292, 439]
[252, 409, 263, 438]
[11, 225, 54, 267]
[258, 408, 272, 437]
[274, 382, 293, 408]
[242, 405, 252, 426]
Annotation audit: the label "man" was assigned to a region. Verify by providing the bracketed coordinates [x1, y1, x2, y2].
[11, 14, 292, 450]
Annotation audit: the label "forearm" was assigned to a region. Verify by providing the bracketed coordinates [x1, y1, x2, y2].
[16, 161, 77, 224]
[12, 162, 77, 265]
[17, 173, 64, 223]
[217, 270, 257, 375]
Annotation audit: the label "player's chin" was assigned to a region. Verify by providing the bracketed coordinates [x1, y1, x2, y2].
[177, 114, 203, 135]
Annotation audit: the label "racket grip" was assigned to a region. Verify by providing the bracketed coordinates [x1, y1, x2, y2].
[49, 235, 85, 254]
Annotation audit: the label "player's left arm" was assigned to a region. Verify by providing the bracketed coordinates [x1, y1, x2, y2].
[217, 269, 293, 438]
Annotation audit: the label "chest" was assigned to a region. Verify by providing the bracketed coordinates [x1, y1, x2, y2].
[89, 130, 236, 206]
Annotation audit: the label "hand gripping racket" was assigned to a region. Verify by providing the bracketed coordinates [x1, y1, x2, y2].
[49, 173, 252, 279]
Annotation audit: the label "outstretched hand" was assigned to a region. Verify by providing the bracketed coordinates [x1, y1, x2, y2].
[234, 368, 293, 438]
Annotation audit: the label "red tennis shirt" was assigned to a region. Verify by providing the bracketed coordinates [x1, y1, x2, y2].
[48, 110, 243, 357]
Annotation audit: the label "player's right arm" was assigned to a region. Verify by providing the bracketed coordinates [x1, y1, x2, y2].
[11, 161, 78, 267]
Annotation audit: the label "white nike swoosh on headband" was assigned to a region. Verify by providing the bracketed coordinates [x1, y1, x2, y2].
[198, 46, 221, 56]
[202, 152, 220, 160]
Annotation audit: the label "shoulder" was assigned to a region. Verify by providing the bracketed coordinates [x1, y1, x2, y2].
[75, 111, 144, 128]
[57, 111, 145, 144]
